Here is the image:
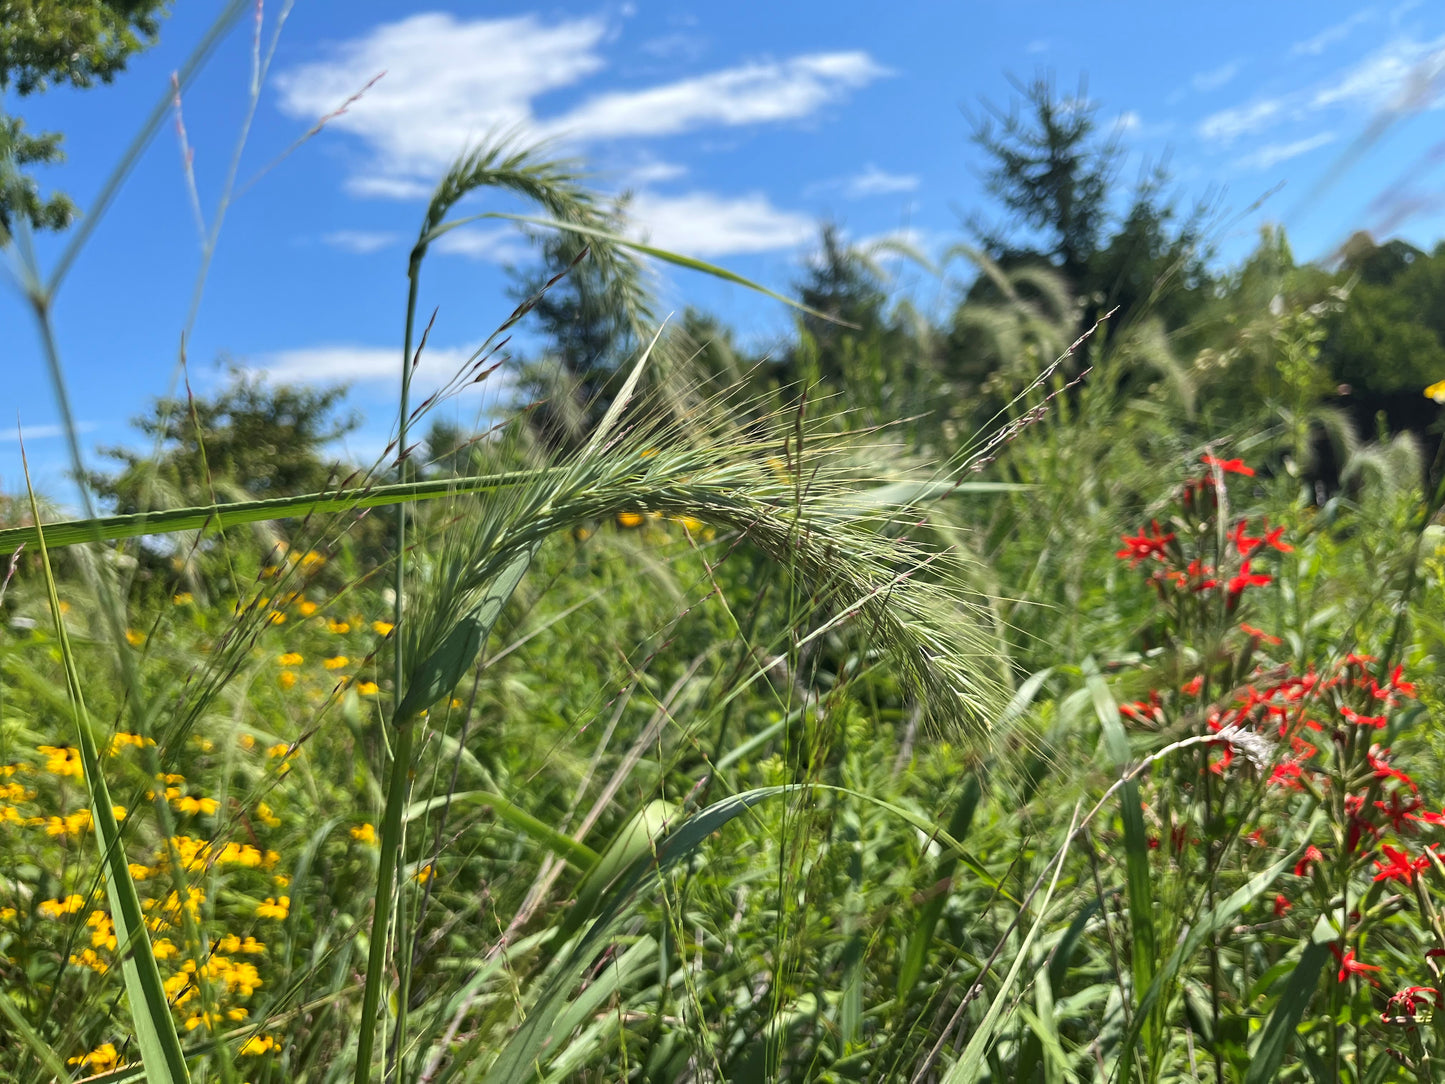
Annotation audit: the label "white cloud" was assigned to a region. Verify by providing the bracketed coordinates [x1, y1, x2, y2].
[1236, 131, 1338, 171]
[1199, 32, 1445, 147]
[1116, 110, 1141, 132]
[627, 191, 814, 256]
[0, 422, 95, 442]
[841, 165, 918, 198]
[1192, 60, 1241, 92]
[277, 15, 888, 200]
[275, 13, 609, 175]
[638, 32, 706, 62]
[345, 176, 433, 201]
[431, 226, 535, 265]
[1198, 97, 1287, 143]
[1292, 10, 1377, 56]
[617, 158, 688, 185]
[1310, 34, 1445, 111]
[1026, 39, 1049, 55]
[249, 344, 479, 384]
[322, 229, 401, 254]
[546, 52, 889, 141]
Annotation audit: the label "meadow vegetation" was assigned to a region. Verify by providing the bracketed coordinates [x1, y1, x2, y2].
[5, 17, 1445, 1084]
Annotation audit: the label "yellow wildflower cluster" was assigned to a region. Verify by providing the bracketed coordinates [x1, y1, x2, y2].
[37, 744, 82, 778]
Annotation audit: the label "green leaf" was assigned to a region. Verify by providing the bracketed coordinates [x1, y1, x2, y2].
[1244, 933, 1332, 1083]
[396, 611, 486, 722]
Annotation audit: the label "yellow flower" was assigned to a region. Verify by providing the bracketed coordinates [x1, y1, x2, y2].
[450, 698, 464, 709]
[372, 620, 394, 635]
[239, 733, 257, 751]
[38, 744, 83, 778]
[125, 628, 145, 647]
[0, 805, 22, 824]
[326, 618, 351, 634]
[278, 670, 298, 690]
[266, 610, 287, 625]
[414, 863, 434, 884]
[173, 592, 194, 605]
[106, 732, 152, 755]
[172, 795, 220, 816]
[616, 511, 645, 528]
[39, 809, 93, 837]
[277, 652, 304, 666]
[573, 526, 592, 542]
[298, 550, 326, 571]
[128, 862, 153, 880]
[240, 1034, 278, 1056]
[217, 933, 266, 955]
[39, 894, 87, 918]
[1427, 379, 1445, 404]
[273, 873, 290, 888]
[255, 896, 290, 920]
[68, 1042, 120, 1071]
[256, 802, 282, 828]
[675, 515, 705, 533]
[112, 805, 127, 820]
[323, 655, 349, 670]
[350, 822, 377, 844]
[0, 906, 13, 921]
[70, 947, 110, 973]
[356, 681, 379, 696]
[88, 911, 118, 950]
[298, 600, 319, 616]
[266, 743, 292, 759]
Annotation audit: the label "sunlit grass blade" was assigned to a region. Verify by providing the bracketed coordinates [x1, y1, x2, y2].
[22, 462, 192, 1083]
[0, 469, 547, 551]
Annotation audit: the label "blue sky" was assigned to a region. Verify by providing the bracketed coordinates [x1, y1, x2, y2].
[5, 0, 1445, 500]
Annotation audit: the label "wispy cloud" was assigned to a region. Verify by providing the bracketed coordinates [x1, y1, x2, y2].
[1292, 10, 1377, 56]
[843, 165, 918, 198]
[1310, 33, 1445, 111]
[807, 164, 919, 200]
[275, 14, 609, 176]
[1026, 39, 1049, 55]
[1192, 60, 1242, 92]
[627, 191, 814, 256]
[431, 227, 535, 265]
[616, 158, 688, 185]
[248, 344, 479, 384]
[0, 422, 96, 443]
[1198, 97, 1287, 143]
[1236, 131, 1338, 171]
[277, 15, 887, 199]
[1199, 31, 1445, 146]
[322, 229, 401, 254]
[545, 53, 888, 141]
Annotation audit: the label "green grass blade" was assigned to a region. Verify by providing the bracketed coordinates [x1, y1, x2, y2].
[942, 804, 1077, 1084]
[1243, 932, 1332, 1083]
[404, 791, 599, 869]
[0, 469, 547, 551]
[22, 475, 192, 1083]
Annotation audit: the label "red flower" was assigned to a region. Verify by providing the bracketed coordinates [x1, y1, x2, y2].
[1260, 521, 1293, 553]
[1116, 520, 1176, 567]
[1181, 675, 1203, 696]
[1240, 623, 1282, 645]
[1333, 946, 1382, 984]
[1229, 519, 1263, 556]
[1341, 705, 1388, 729]
[1369, 750, 1418, 793]
[1228, 561, 1272, 595]
[1273, 894, 1292, 917]
[1377, 791, 1424, 832]
[1388, 665, 1417, 699]
[1269, 759, 1306, 789]
[1373, 844, 1432, 885]
[1202, 454, 1255, 476]
[1294, 844, 1323, 877]
[1385, 986, 1438, 1019]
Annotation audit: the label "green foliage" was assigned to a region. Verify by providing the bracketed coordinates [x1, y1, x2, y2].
[0, 0, 169, 237]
